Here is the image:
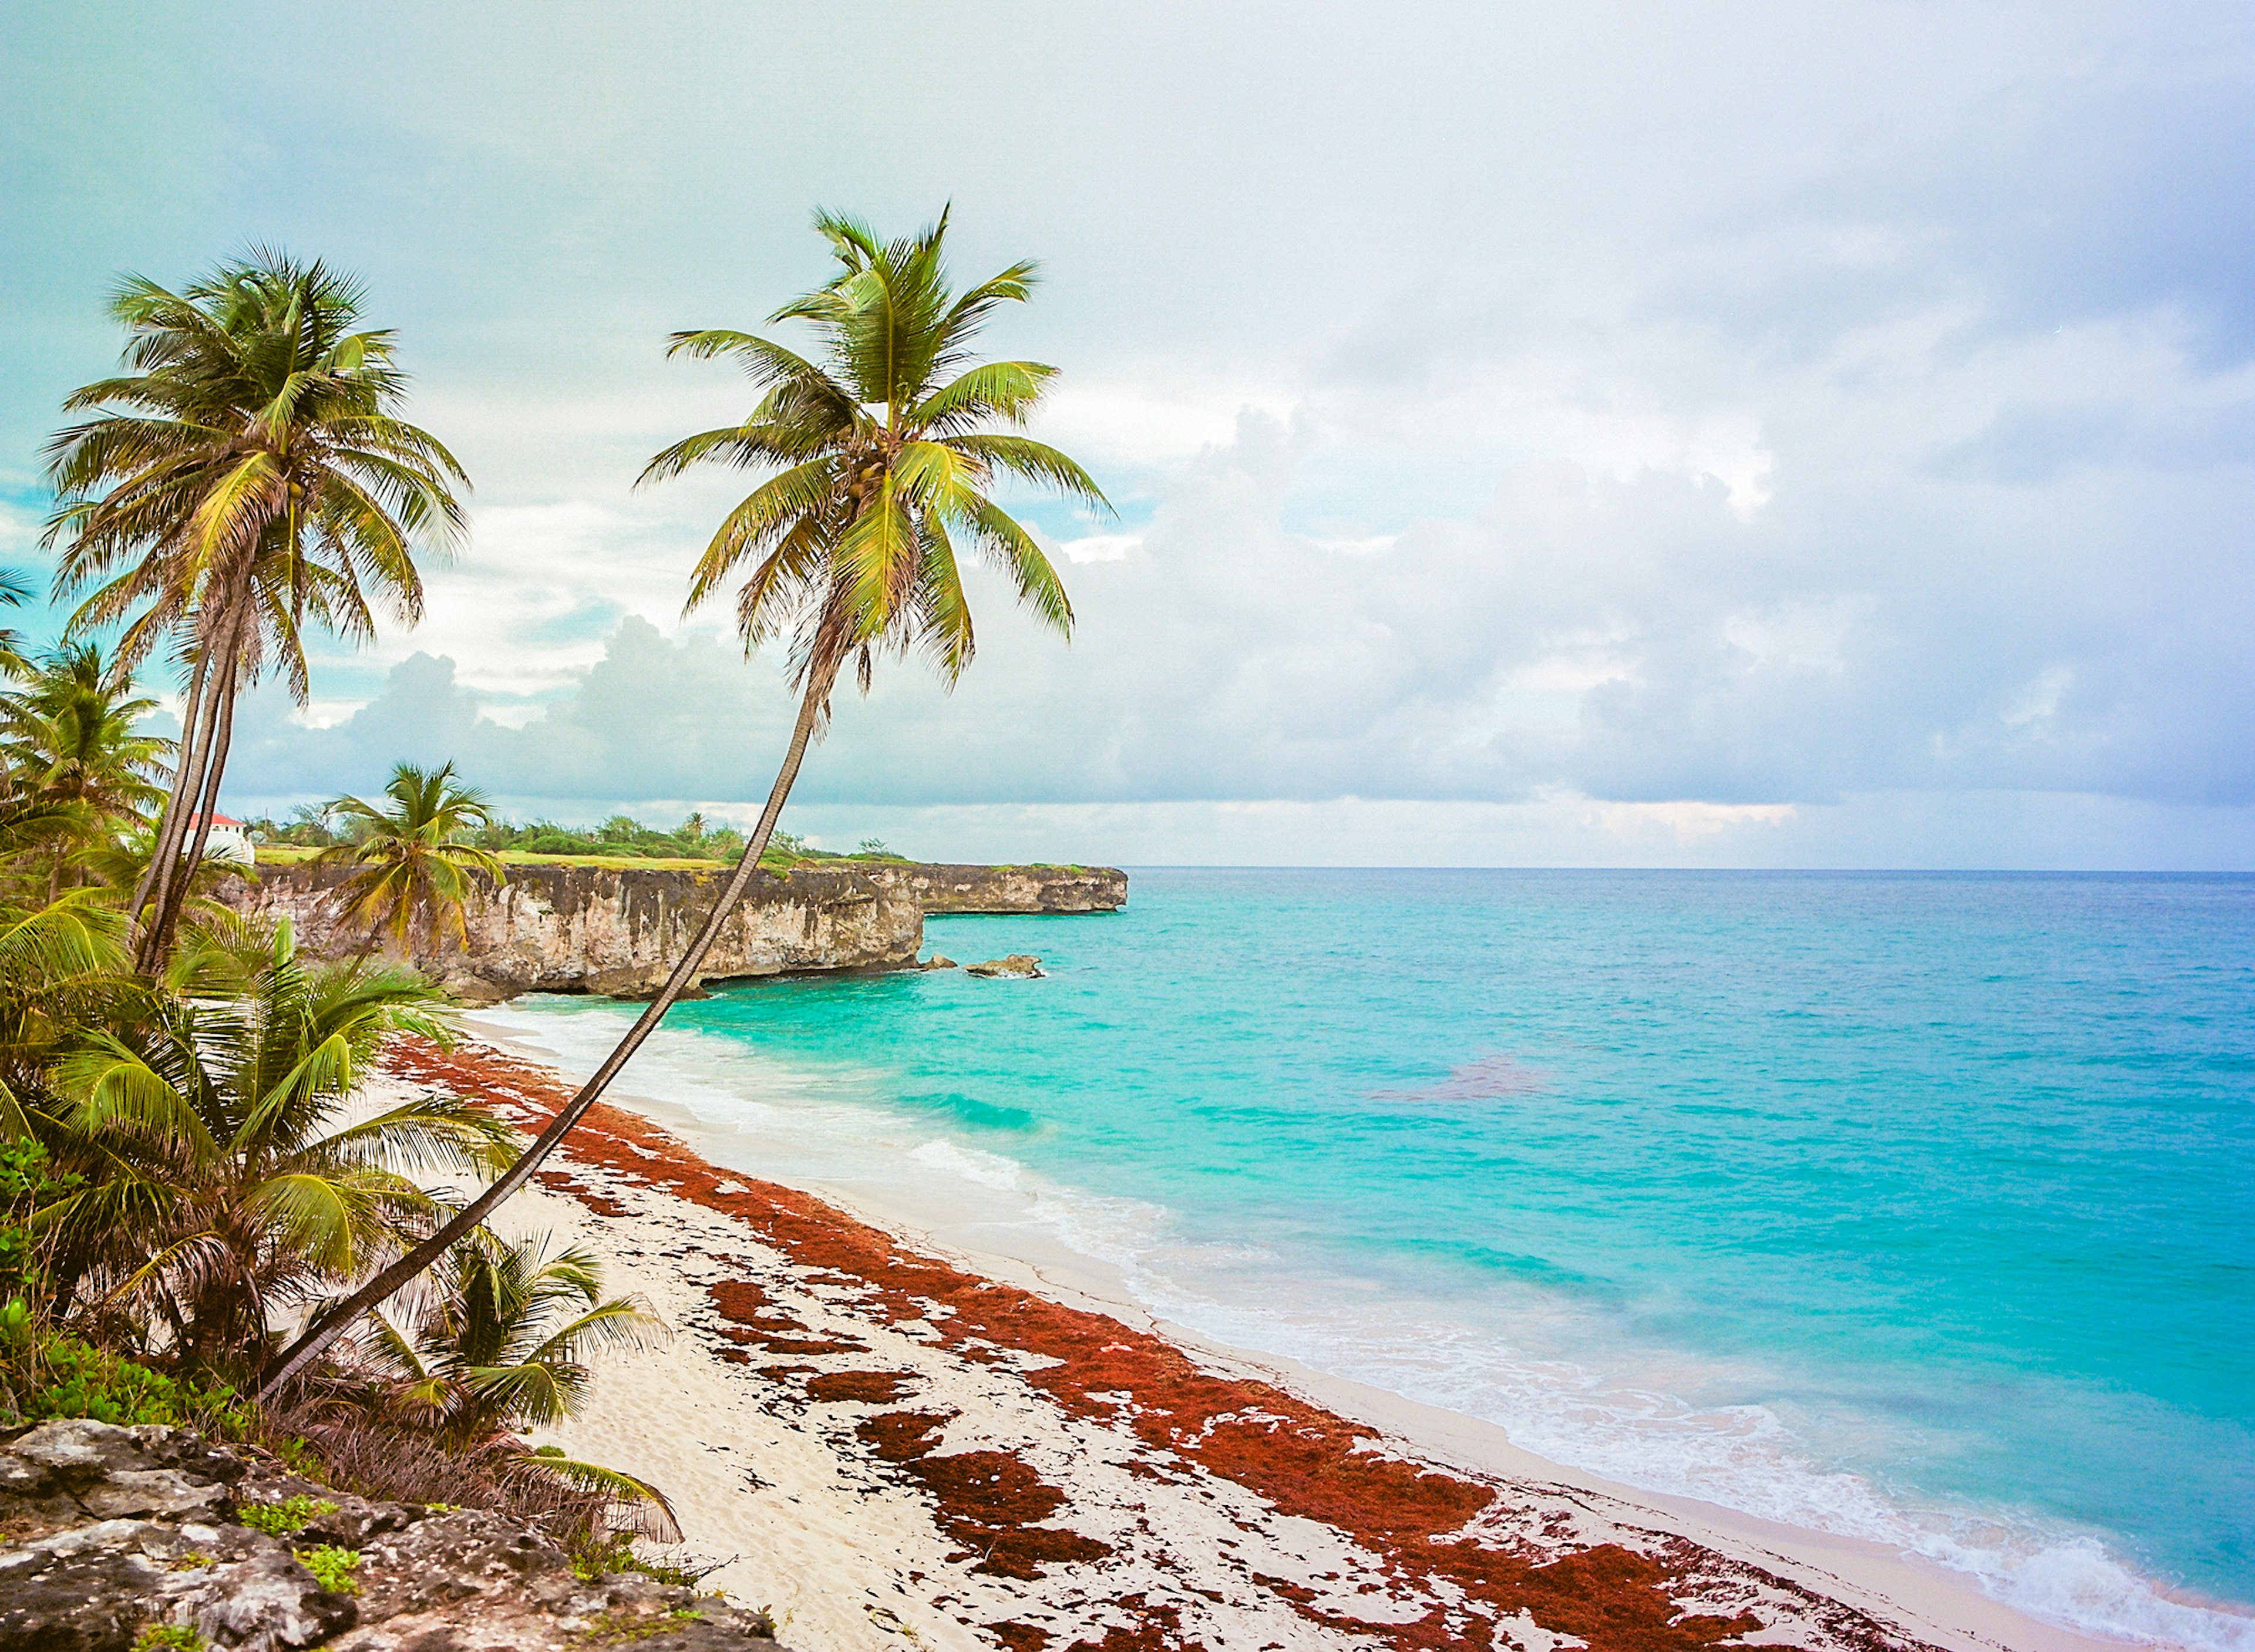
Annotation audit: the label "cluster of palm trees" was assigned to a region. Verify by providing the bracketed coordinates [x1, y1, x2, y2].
[0, 631, 676, 1533]
[8, 208, 1102, 1438]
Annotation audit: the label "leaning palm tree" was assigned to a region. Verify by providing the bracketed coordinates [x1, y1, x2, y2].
[317, 762, 505, 958]
[42, 251, 466, 971]
[38, 926, 513, 1377]
[260, 207, 1105, 1398]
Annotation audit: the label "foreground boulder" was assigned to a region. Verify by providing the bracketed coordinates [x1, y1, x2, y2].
[0, 1419, 776, 1651]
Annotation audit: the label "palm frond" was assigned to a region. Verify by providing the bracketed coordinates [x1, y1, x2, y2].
[511, 1450, 681, 1543]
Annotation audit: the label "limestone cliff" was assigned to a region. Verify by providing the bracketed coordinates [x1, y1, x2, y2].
[221, 861, 921, 1004]
[218, 859, 1125, 1003]
[869, 861, 1128, 913]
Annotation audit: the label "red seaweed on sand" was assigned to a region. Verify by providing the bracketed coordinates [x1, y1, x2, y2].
[385, 1035, 1944, 1652]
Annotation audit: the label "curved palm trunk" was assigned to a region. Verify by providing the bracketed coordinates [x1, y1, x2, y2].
[153, 651, 242, 960]
[140, 604, 248, 970]
[256, 655, 843, 1401]
[130, 640, 220, 968]
[132, 644, 213, 911]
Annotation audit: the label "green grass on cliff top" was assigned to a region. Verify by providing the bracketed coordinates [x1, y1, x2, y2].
[251, 846, 948, 872]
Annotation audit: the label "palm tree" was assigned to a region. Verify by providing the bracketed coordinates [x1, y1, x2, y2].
[361, 1226, 675, 1536]
[316, 762, 505, 958]
[0, 570, 31, 685]
[0, 888, 130, 1143]
[0, 570, 35, 805]
[37, 926, 513, 1378]
[42, 251, 467, 971]
[259, 207, 1105, 1398]
[4, 644, 172, 898]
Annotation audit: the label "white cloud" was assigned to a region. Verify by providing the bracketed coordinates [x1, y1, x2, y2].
[1056, 533, 1142, 564]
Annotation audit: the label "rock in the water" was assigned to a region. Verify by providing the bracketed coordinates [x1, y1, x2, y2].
[965, 953, 1044, 978]
[920, 954, 958, 970]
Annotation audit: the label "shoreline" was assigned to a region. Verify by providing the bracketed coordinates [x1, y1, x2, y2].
[381, 1027, 2162, 1652]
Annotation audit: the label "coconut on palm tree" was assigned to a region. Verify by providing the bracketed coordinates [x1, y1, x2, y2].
[42, 251, 466, 971]
[317, 761, 505, 958]
[260, 207, 1104, 1398]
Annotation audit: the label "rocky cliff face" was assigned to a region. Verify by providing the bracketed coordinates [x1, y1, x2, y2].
[221, 862, 921, 1004]
[870, 862, 1128, 914]
[219, 860, 1125, 1004]
[0, 1418, 776, 1651]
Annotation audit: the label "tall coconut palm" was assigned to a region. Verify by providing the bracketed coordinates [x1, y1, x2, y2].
[38, 927, 513, 1378]
[260, 207, 1105, 1398]
[317, 761, 505, 958]
[42, 251, 466, 971]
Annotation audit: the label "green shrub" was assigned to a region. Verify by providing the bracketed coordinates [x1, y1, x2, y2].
[571, 1532, 728, 1589]
[573, 1607, 708, 1645]
[0, 1323, 243, 1430]
[295, 1545, 360, 1595]
[239, 1495, 338, 1537]
[0, 1139, 78, 1303]
[130, 1625, 201, 1651]
[0, 1141, 243, 1435]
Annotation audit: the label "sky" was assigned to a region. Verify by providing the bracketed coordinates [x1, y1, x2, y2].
[4, 1, 2252, 867]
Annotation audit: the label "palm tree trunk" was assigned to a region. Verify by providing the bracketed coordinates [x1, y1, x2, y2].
[256, 654, 843, 1401]
[130, 641, 218, 966]
[149, 640, 243, 964]
[141, 604, 246, 970]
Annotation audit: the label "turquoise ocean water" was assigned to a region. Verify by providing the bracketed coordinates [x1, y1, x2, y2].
[489, 870, 2254, 1648]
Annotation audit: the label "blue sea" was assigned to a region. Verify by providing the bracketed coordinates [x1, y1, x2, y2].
[484, 870, 2255, 1649]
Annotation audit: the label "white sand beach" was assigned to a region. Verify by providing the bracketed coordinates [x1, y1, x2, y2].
[364, 1034, 2150, 1652]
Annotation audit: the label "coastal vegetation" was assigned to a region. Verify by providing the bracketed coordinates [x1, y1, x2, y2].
[0, 255, 680, 1571]
[0, 695, 681, 1550]
[1, 207, 1103, 1572]
[250, 808, 905, 872]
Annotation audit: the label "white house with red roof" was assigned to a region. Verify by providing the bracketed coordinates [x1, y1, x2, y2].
[187, 813, 256, 867]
